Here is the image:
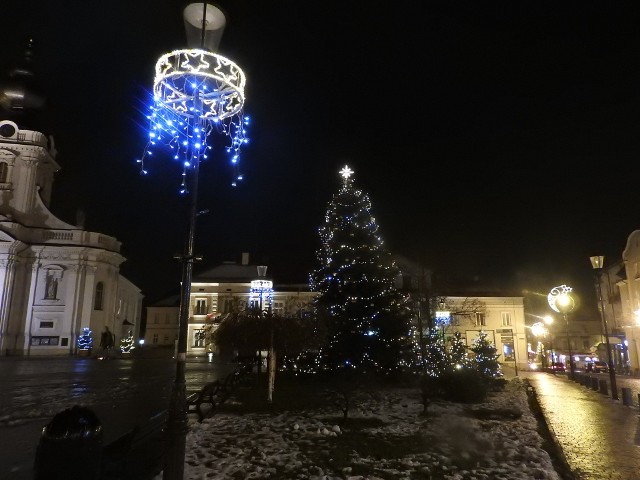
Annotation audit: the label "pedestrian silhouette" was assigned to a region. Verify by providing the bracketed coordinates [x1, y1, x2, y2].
[99, 327, 115, 359]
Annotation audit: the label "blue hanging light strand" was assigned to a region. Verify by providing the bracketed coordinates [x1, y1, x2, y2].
[137, 90, 251, 190]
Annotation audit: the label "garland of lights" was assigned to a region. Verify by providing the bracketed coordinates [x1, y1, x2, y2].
[138, 48, 249, 189]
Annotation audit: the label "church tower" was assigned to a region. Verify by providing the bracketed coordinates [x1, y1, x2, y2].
[0, 40, 142, 356]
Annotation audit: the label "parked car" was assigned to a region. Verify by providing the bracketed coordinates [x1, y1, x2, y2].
[549, 362, 565, 372]
[585, 361, 608, 373]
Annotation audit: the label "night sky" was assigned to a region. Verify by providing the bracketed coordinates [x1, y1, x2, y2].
[2, 1, 640, 310]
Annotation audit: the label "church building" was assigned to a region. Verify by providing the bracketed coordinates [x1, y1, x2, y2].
[0, 41, 142, 356]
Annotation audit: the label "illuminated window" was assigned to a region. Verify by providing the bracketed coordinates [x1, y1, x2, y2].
[94, 282, 104, 310]
[501, 312, 512, 326]
[195, 298, 207, 315]
[194, 329, 205, 347]
[503, 341, 515, 361]
[476, 312, 486, 327]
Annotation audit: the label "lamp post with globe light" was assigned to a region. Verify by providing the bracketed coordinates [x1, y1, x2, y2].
[589, 256, 619, 401]
[548, 285, 576, 380]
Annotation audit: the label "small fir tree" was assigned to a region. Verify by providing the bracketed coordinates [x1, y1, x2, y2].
[423, 328, 448, 378]
[470, 331, 503, 378]
[310, 166, 416, 374]
[77, 327, 93, 351]
[448, 331, 469, 369]
[120, 330, 135, 353]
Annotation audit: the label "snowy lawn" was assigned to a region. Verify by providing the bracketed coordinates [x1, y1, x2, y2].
[171, 373, 562, 480]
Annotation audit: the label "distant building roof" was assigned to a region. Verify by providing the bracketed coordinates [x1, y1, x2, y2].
[149, 294, 181, 307]
[193, 262, 266, 282]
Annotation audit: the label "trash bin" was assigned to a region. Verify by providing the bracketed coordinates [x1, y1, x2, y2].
[34, 405, 103, 480]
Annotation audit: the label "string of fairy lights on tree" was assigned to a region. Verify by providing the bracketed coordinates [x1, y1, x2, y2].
[137, 49, 250, 190]
[310, 165, 417, 374]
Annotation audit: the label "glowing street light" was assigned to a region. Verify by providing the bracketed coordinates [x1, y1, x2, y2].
[531, 321, 549, 369]
[145, 4, 248, 479]
[590, 256, 619, 401]
[548, 285, 576, 379]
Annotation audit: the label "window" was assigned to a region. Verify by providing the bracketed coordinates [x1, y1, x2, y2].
[501, 312, 512, 326]
[31, 336, 60, 346]
[502, 341, 515, 361]
[154, 313, 159, 324]
[0, 162, 7, 182]
[222, 298, 234, 313]
[39, 321, 54, 328]
[94, 282, 104, 310]
[475, 312, 486, 327]
[163, 335, 169, 344]
[152, 334, 158, 344]
[195, 299, 207, 315]
[273, 301, 285, 315]
[193, 329, 205, 347]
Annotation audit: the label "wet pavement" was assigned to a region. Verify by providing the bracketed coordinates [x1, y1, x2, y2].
[519, 370, 640, 480]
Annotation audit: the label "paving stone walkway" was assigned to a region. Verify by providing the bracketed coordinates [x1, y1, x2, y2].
[522, 371, 640, 480]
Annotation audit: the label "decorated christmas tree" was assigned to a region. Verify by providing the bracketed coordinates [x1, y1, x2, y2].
[120, 330, 135, 353]
[310, 166, 416, 374]
[77, 327, 93, 351]
[470, 331, 503, 378]
[448, 330, 469, 369]
[423, 328, 448, 377]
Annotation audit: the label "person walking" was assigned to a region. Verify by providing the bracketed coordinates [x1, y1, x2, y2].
[99, 326, 115, 359]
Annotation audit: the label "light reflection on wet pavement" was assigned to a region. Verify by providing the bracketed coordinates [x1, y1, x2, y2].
[524, 371, 640, 480]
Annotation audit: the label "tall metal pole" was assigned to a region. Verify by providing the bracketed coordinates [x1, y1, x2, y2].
[596, 270, 619, 400]
[563, 313, 574, 380]
[164, 100, 203, 480]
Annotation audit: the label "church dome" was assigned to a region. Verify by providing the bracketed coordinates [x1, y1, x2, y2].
[0, 38, 48, 133]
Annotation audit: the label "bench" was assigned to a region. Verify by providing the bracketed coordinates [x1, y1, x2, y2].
[186, 365, 253, 422]
[101, 409, 168, 480]
[187, 380, 223, 422]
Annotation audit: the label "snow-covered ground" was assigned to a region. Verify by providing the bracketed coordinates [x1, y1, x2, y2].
[168, 377, 561, 480]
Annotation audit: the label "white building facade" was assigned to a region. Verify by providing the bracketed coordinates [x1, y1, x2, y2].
[144, 254, 314, 356]
[0, 50, 142, 355]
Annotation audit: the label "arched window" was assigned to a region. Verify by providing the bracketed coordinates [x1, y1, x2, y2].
[0, 162, 7, 183]
[94, 282, 104, 310]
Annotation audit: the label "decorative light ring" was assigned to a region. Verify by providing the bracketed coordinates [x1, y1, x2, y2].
[153, 49, 246, 121]
[547, 284, 574, 314]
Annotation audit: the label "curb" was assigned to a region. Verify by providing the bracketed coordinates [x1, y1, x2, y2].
[524, 379, 576, 480]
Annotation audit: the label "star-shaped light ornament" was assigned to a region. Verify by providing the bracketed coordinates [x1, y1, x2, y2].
[340, 165, 354, 185]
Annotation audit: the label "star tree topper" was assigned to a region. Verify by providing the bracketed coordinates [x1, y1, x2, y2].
[340, 165, 354, 185]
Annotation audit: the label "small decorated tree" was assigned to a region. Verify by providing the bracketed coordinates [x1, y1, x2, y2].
[470, 331, 502, 379]
[120, 330, 135, 354]
[448, 331, 469, 369]
[77, 327, 93, 351]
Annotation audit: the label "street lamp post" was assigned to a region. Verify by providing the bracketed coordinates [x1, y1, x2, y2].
[543, 315, 554, 364]
[548, 285, 576, 380]
[531, 321, 548, 369]
[590, 256, 619, 401]
[144, 4, 248, 479]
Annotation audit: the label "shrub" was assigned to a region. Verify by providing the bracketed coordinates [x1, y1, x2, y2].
[439, 368, 488, 403]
